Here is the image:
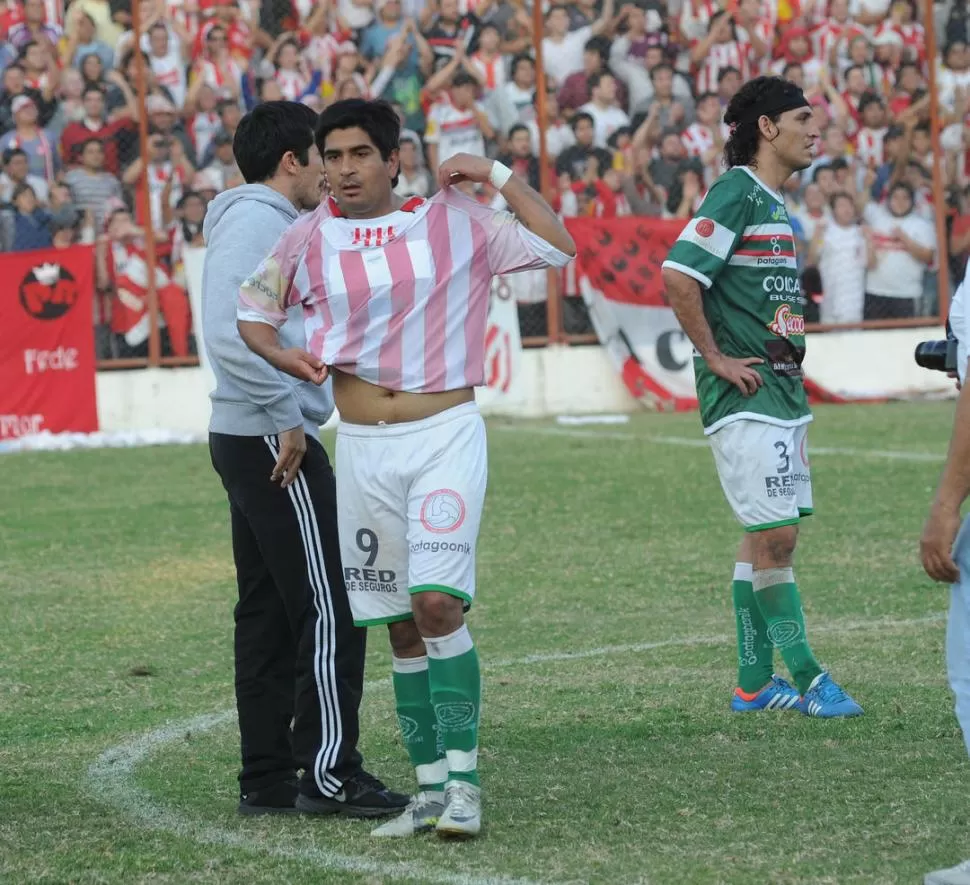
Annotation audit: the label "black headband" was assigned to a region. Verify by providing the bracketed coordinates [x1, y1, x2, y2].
[734, 90, 810, 129]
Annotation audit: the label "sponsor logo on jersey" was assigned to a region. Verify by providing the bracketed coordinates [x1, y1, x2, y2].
[765, 339, 805, 377]
[770, 204, 788, 223]
[762, 275, 801, 294]
[767, 304, 805, 338]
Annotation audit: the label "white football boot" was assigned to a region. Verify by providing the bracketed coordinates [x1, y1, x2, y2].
[435, 780, 481, 839]
[370, 791, 444, 837]
[926, 860, 970, 885]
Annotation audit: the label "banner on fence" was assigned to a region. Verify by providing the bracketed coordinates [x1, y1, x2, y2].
[565, 216, 951, 405]
[566, 216, 698, 411]
[475, 274, 528, 411]
[0, 245, 99, 439]
[183, 245, 217, 397]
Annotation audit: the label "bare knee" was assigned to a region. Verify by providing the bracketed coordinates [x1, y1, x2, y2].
[737, 533, 754, 563]
[750, 525, 798, 569]
[388, 618, 425, 658]
[411, 591, 464, 638]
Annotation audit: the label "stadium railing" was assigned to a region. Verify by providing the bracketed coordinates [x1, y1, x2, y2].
[94, 0, 954, 365]
[95, 0, 199, 371]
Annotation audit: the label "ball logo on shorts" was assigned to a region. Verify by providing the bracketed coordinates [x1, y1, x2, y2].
[695, 218, 715, 238]
[800, 433, 810, 468]
[419, 489, 466, 534]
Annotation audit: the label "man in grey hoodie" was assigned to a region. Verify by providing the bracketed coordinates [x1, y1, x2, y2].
[202, 101, 408, 818]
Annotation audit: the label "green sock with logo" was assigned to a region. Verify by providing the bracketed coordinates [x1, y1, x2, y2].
[732, 562, 774, 694]
[424, 624, 481, 787]
[752, 567, 823, 694]
[392, 655, 447, 792]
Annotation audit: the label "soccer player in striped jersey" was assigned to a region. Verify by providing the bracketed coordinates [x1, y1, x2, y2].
[237, 99, 575, 838]
[662, 76, 863, 719]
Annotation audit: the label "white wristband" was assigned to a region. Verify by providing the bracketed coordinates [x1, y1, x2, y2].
[489, 161, 513, 191]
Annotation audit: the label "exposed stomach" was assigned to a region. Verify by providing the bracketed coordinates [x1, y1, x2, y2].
[332, 368, 474, 425]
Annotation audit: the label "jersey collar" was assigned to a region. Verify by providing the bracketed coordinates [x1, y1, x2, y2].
[327, 195, 425, 218]
[740, 166, 786, 204]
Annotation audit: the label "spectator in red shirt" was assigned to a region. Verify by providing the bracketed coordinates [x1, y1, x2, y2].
[60, 84, 137, 175]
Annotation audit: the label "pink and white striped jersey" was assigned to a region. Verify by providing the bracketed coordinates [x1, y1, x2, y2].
[812, 18, 865, 62]
[238, 189, 571, 392]
[692, 40, 751, 94]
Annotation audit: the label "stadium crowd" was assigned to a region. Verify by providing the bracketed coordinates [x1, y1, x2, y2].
[0, 0, 967, 351]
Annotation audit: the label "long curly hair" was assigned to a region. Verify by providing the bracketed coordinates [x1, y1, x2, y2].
[723, 76, 806, 169]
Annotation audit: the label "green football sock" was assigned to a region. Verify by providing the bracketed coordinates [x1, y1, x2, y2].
[392, 656, 447, 791]
[732, 562, 774, 693]
[752, 568, 823, 694]
[424, 624, 481, 787]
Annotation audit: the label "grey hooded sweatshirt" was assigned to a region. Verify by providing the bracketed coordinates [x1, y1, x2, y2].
[201, 184, 334, 436]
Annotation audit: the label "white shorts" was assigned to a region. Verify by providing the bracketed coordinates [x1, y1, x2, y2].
[335, 401, 487, 627]
[708, 419, 813, 532]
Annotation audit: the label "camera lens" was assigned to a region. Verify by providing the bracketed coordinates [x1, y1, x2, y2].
[915, 340, 950, 371]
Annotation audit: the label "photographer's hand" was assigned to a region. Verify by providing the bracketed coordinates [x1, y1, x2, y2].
[922, 357, 970, 582]
[922, 502, 961, 583]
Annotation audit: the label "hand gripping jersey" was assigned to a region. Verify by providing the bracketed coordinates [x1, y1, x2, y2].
[662, 166, 812, 435]
[239, 188, 570, 392]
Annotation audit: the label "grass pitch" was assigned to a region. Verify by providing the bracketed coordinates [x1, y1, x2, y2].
[1, 401, 966, 885]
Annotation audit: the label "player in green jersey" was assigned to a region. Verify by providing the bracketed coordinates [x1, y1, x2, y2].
[662, 76, 862, 718]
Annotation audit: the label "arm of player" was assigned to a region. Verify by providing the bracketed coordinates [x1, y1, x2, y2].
[660, 188, 764, 396]
[237, 319, 328, 385]
[662, 267, 764, 396]
[492, 171, 576, 257]
[237, 238, 328, 387]
[436, 153, 576, 269]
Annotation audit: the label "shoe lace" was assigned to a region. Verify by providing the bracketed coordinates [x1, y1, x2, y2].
[816, 675, 849, 704]
[770, 675, 795, 693]
[348, 770, 386, 793]
[444, 782, 475, 817]
[411, 791, 440, 813]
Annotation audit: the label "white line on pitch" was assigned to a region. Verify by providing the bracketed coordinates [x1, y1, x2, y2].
[497, 612, 944, 666]
[86, 611, 944, 885]
[88, 716, 546, 885]
[493, 425, 947, 463]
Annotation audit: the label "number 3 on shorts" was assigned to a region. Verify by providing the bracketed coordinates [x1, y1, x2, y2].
[774, 441, 790, 474]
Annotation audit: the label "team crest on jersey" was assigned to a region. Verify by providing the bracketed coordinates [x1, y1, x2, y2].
[695, 219, 715, 238]
[767, 304, 805, 338]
